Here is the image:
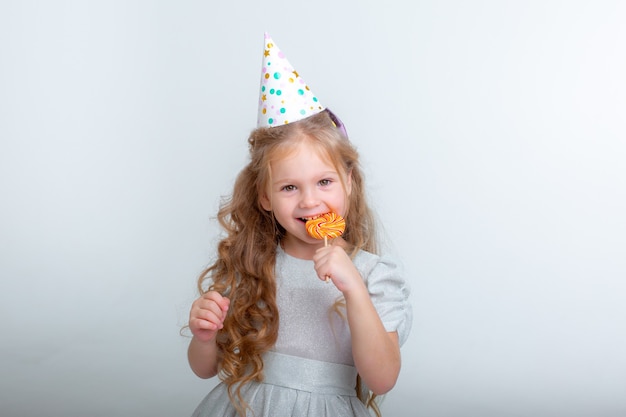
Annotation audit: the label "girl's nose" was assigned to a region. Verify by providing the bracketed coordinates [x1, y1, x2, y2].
[298, 188, 319, 208]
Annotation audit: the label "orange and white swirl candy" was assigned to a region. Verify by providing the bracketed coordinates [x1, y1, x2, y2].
[306, 212, 346, 240]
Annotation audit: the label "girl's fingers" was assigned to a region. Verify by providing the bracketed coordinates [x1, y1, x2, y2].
[202, 291, 231, 312]
[195, 307, 222, 326]
[190, 317, 218, 331]
[189, 292, 230, 337]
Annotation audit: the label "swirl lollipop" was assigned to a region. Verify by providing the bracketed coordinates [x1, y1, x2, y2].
[306, 212, 346, 244]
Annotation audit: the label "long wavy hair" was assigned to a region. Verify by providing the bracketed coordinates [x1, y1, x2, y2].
[196, 110, 380, 416]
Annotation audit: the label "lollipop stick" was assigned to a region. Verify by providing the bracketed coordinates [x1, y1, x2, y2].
[324, 236, 330, 282]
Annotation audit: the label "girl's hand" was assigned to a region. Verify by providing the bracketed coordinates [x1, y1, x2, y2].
[188, 291, 230, 343]
[312, 245, 365, 294]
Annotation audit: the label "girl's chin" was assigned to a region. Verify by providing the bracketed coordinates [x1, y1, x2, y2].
[283, 234, 323, 248]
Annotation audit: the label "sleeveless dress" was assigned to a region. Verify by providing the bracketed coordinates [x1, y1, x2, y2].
[191, 246, 412, 417]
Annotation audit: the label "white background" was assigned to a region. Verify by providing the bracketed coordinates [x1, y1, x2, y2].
[1, 1, 625, 416]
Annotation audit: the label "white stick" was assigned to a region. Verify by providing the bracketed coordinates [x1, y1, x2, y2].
[324, 236, 330, 282]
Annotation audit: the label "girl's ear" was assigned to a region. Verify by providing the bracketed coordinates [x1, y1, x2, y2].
[260, 192, 272, 211]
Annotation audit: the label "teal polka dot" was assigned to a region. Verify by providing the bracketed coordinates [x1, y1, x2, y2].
[297, 89, 304, 95]
[261, 86, 266, 92]
[300, 109, 306, 115]
[270, 88, 275, 94]
[273, 72, 281, 80]
[280, 108, 286, 114]
[268, 118, 274, 124]
[276, 90, 282, 96]
[313, 97, 318, 102]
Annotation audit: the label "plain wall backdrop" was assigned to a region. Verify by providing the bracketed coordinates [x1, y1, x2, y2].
[1, 1, 625, 416]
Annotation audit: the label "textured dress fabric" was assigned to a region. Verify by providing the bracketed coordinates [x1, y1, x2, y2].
[191, 246, 412, 417]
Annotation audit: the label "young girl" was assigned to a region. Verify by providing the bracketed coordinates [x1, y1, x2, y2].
[187, 34, 412, 417]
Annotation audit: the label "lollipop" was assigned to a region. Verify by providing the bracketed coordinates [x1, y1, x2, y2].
[306, 212, 346, 244]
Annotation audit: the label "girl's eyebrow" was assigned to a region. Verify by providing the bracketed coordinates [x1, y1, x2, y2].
[272, 171, 339, 185]
[313, 171, 341, 179]
[271, 177, 294, 185]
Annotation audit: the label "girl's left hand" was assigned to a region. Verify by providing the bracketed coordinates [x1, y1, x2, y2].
[312, 244, 365, 294]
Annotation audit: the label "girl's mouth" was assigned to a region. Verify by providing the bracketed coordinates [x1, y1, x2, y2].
[299, 214, 324, 222]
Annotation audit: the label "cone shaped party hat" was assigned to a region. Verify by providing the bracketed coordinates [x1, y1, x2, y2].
[257, 33, 325, 127]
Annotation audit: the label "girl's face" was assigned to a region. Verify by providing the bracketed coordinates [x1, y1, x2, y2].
[260, 139, 351, 259]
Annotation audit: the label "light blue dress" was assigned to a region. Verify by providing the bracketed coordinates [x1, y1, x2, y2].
[191, 246, 412, 417]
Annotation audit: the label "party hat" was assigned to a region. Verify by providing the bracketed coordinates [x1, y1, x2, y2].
[257, 33, 325, 127]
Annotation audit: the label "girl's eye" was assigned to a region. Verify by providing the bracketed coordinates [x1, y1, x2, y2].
[281, 185, 296, 191]
[319, 179, 332, 186]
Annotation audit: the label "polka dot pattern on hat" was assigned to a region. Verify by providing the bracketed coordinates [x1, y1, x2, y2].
[257, 33, 325, 127]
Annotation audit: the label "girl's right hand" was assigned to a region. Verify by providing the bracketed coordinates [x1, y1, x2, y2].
[189, 291, 230, 343]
